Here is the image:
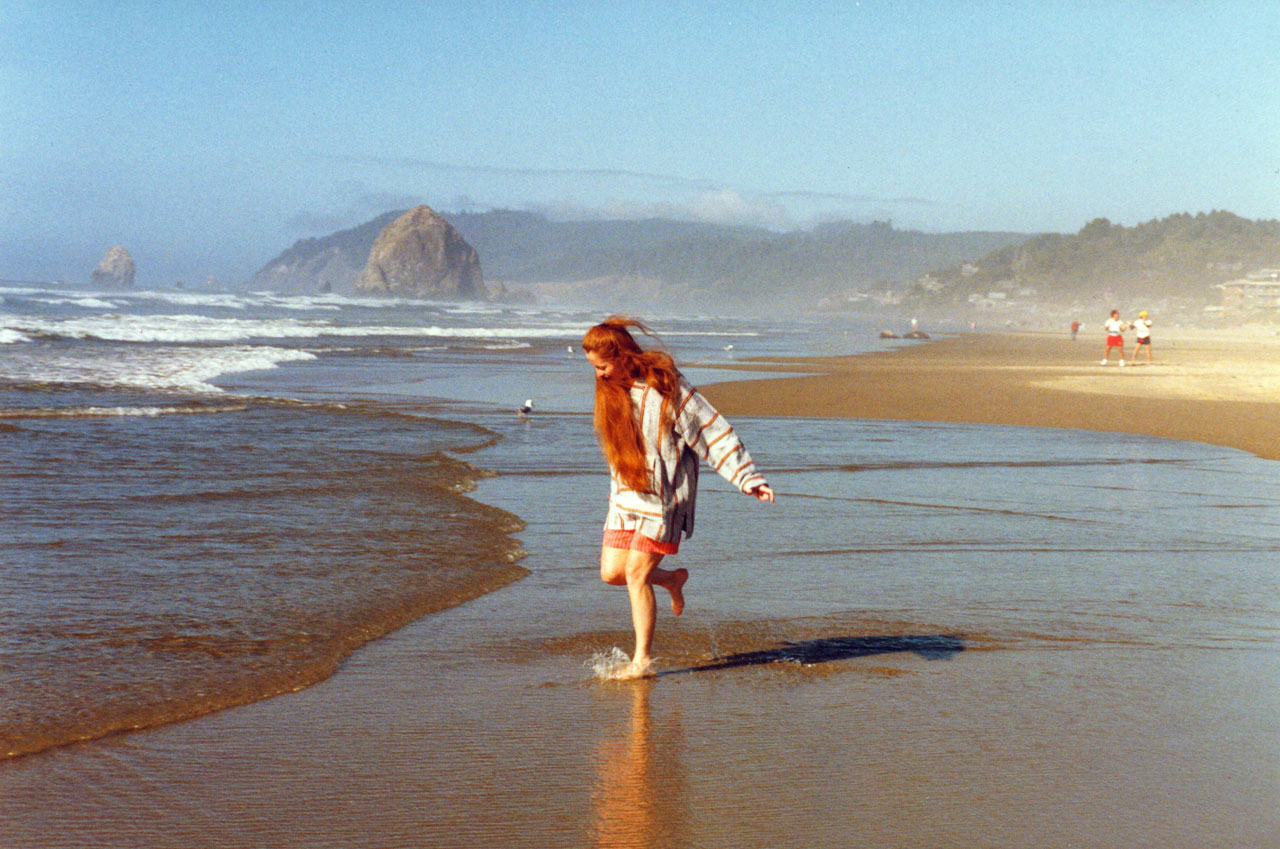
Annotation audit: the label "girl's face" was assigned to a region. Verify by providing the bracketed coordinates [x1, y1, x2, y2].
[585, 350, 616, 380]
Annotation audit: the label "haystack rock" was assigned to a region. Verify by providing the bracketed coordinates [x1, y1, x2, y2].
[91, 246, 136, 288]
[356, 205, 485, 299]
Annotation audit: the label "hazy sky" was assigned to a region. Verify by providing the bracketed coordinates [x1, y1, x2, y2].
[2, 0, 1277, 286]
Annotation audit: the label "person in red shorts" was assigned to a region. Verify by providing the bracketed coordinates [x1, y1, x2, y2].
[582, 316, 775, 679]
[1101, 309, 1127, 366]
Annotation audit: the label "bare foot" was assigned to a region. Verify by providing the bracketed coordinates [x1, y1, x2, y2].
[668, 568, 689, 616]
[610, 658, 655, 680]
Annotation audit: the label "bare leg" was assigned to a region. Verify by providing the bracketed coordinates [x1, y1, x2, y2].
[601, 547, 687, 613]
[600, 547, 689, 676]
[625, 556, 659, 672]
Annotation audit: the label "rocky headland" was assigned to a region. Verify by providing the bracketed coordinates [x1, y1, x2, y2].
[251, 243, 367, 294]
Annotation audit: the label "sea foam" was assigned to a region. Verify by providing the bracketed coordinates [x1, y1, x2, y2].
[0, 344, 316, 393]
[0, 403, 249, 419]
[2, 313, 587, 344]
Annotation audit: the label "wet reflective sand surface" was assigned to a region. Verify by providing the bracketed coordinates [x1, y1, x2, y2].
[4, 415, 1279, 848]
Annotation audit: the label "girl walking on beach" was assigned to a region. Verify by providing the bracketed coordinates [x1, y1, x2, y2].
[582, 316, 775, 679]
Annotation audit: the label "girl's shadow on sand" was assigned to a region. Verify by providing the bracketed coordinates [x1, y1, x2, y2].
[661, 634, 965, 676]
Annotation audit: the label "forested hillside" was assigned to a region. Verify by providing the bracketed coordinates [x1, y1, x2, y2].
[914, 211, 1280, 308]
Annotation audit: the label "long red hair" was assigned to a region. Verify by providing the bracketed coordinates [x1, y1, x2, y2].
[581, 316, 681, 492]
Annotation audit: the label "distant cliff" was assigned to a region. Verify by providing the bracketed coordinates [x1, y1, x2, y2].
[251, 212, 400, 294]
[447, 213, 1031, 307]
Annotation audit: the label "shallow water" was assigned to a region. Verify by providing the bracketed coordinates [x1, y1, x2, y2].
[4, 414, 1278, 848]
[1, 391, 526, 757]
[0, 286, 895, 757]
[4, 285, 1279, 846]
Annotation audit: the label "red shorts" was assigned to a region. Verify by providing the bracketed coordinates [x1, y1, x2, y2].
[1106, 335, 1124, 347]
[602, 529, 679, 555]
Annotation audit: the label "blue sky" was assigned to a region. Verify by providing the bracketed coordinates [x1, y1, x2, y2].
[2, 0, 1277, 286]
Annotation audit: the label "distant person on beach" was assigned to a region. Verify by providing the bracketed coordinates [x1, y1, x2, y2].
[1070, 320, 1080, 341]
[1130, 311, 1153, 364]
[582, 316, 775, 680]
[1101, 310, 1126, 366]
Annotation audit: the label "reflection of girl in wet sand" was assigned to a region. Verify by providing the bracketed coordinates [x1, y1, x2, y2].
[590, 682, 686, 848]
[582, 317, 775, 680]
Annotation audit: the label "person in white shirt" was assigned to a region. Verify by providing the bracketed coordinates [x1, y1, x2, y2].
[1130, 311, 1153, 364]
[1101, 310, 1126, 366]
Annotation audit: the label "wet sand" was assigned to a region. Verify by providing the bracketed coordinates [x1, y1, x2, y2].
[701, 327, 1280, 462]
[5, 330, 1280, 848]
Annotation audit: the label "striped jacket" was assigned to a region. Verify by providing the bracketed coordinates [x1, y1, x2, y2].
[605, 375, 767, 544]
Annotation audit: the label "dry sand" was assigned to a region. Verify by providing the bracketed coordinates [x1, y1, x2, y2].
[702, 327, 1280, 461]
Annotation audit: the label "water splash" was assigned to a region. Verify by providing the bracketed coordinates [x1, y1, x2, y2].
[586, 647, 633, 680]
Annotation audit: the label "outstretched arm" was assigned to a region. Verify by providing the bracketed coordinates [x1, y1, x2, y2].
[674, 381, 771, 497]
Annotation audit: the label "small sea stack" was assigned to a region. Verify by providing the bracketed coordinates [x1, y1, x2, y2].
[91, 246, 136, 288]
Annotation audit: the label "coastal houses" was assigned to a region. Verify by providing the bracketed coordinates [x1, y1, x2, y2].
[1219, 268, 1280, 315]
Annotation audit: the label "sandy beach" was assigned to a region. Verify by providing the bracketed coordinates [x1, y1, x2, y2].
[4, 326, 1280, 848]
[702, 327, 1280, 462]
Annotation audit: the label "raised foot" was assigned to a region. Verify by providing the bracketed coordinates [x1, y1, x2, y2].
[669, 568, 689, 616]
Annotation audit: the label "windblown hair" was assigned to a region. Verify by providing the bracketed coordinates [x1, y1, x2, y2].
[582, 316, 681, 492]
